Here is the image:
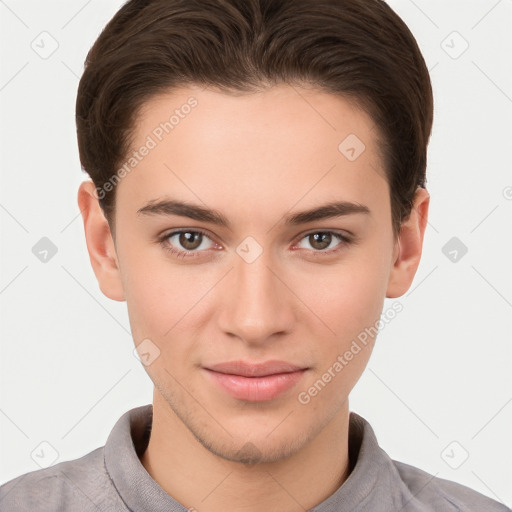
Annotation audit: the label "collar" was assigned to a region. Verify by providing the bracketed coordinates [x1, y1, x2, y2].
[104, 404, 401, 511]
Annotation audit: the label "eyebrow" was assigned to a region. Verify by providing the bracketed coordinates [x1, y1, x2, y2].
[136, 198, 370, 227]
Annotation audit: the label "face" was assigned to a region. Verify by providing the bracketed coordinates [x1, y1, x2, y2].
[102, 84, 404, 463]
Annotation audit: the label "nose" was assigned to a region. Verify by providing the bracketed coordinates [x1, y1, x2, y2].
[217, 247, 296, 345]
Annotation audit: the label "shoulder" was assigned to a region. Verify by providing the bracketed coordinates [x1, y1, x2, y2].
[0, 447, 126, 511]
[392, 459, 511, 512]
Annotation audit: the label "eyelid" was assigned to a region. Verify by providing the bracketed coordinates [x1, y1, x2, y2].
[291, 229, 353, 253]
[293, 228, 353, 243]
[159, 227, 221, 249]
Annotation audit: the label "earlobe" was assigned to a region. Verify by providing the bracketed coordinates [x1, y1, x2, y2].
[77, 180, 125, 302]
[386, 187, 430, 298]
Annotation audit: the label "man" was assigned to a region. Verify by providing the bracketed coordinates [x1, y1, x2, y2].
[1, 0, 509, 510]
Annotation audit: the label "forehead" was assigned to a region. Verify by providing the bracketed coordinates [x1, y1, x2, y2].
[117, 84, 388, 221]
[134, 84, 379, 155]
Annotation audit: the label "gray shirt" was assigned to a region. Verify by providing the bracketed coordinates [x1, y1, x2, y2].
[0, 404, 509, 511]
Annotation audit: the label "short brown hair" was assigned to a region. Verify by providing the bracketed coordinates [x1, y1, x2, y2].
[76, 0, 433, 239]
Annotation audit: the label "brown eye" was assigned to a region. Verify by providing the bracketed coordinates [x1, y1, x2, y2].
[178, 231, 203, 250]
[308, 232, 332, 250]
[161, 229, 216, 255]
[295, 231, 351, 254]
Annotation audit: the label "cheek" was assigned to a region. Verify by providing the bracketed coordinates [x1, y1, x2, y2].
[120, 249, 217, 365]
[123, 269, 201, 387]
[295, 265, 385, 405]
[118, 241, 185, 341]
[295, 259, 388, 342]
[124, 270, 195, 341]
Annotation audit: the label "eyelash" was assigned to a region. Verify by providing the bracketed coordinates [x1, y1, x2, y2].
[158, 228, 353, 260]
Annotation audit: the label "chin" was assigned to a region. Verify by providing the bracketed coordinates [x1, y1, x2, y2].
[193, 427, 314, 466]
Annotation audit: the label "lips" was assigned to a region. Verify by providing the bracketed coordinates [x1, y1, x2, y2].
[203, 360, 308, 402]
[207, 360, 305, 377]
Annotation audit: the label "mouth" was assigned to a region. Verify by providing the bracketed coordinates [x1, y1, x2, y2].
[203, 360, 309, 402]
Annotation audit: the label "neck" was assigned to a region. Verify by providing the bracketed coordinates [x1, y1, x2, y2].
[140, 391, 351, 512]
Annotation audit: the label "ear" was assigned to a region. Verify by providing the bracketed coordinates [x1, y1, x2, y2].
[386, 187, 430, 298]
[77, 180, 125, 302]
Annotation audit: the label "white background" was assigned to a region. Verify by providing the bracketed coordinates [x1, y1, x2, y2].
[0, 0, 511, 507]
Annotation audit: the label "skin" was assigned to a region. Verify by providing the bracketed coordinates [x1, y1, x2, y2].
[78, 84, 429, 512]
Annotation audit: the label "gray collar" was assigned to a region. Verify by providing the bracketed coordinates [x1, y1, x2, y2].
[104, 404, 403, 511]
